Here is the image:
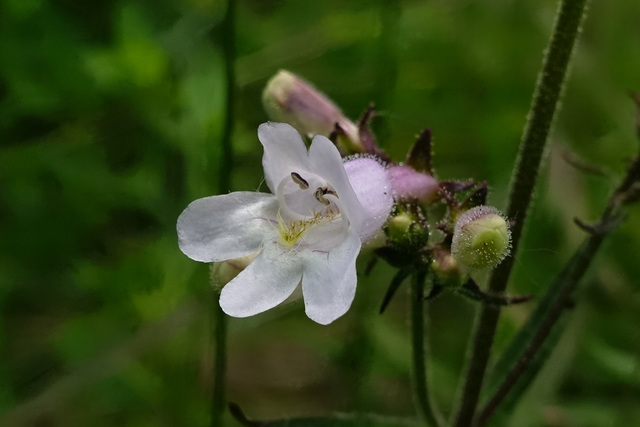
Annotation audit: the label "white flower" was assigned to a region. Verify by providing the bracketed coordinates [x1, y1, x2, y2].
[177, 122, 393, 324]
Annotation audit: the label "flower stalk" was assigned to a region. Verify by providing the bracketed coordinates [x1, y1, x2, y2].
[452, 0, 590, 425]
[410, 269, 443, 427]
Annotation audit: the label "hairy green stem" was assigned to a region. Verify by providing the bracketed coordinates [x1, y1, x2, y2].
[452, 1, 590, 426]
[212, 1, 235, 426]
[477, 141, 640, 426]
[411, 270, 443, 427]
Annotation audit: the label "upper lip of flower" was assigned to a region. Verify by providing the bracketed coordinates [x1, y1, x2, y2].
[273, 169, 350, 251]
[177, 122, 393, 324]
[260, 121, 367, 235]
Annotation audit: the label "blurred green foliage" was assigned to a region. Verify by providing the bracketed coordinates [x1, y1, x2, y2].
[1, 0, 639, 426]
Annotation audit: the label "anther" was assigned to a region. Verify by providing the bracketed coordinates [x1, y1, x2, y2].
[290, 172, 309, 189]
[314, 187, 331, 205]
[323, 188, 338, 198]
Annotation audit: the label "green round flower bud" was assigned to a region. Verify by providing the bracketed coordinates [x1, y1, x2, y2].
[386, 212, 412, 241]
[386, 210, 429, 251]
[451, 206, 511, 270]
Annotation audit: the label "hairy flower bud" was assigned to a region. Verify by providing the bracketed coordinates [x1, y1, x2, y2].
[389, 165, 439, 204]
[343, 156, 394, 240]
[451, 206, 511, 270]
[385, 208, 429, 252]
[262, 70, 361, 150]
[386, 212, 413, 243]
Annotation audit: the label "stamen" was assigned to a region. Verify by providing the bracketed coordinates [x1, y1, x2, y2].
[323, 188, 338, 198]
[314, 187, 330, 205]
[290, 172, 309, 189]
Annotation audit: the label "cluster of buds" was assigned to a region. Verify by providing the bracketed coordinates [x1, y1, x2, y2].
[210, 69, 523, 316]
[261, 70, 522, 308]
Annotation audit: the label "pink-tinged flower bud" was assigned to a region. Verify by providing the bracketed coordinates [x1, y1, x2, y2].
[389, 165, 439, 204]
[343, 156, 394, 241]
[451, 206, 511, 270]
[262, 70, 361, 149]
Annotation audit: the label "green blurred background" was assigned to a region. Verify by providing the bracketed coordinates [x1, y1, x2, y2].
[1, 0, 639, 426]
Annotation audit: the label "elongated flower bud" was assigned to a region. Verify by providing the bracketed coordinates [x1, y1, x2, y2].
[262, 70, 361, 149]
[451, 206, 511, 270]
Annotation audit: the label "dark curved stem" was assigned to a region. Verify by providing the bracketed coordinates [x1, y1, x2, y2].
[410, 270, 443, 427]
[476, 136, 640, 426]
[452, 1, 590, 425]
[476, 237, 600, 426]
[212, 1, 235, 426]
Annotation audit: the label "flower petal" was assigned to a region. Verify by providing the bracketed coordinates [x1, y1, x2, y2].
[343, 157, 394, 240]
[177, 192, 278, 262]
[219, 241, 304, 318]
[259, 122, 311, 194]
[300, 228, 361, 325]
[307, 135, 365, 234]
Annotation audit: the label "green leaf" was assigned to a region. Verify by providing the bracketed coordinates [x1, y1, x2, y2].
[379, 268, 412, 314]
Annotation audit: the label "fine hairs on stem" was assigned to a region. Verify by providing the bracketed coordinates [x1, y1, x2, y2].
[410, 269, 444, 427]
[452, 0, 591, 426]
[476, 126, 640, 426]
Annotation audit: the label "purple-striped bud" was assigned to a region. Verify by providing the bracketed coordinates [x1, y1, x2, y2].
[262, 70, 361, 151]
